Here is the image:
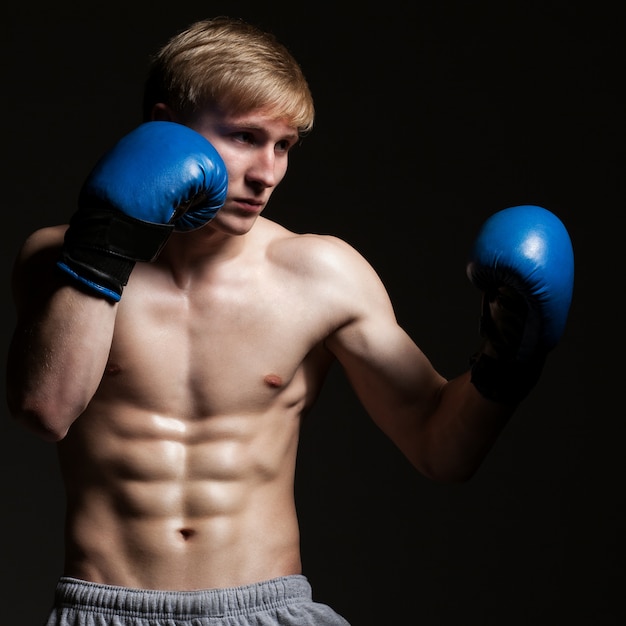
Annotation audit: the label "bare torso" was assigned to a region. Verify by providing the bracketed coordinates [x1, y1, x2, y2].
[57, 217, 338, 590]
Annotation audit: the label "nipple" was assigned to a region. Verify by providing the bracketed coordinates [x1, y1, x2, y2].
[104, 362, 121, 375]
[264, 373, 283, 388]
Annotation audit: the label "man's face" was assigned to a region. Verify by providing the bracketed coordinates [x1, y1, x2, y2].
[188, 108, 300, 235]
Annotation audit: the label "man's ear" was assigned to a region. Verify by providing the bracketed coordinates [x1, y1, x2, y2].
[150, 103, 178, 122]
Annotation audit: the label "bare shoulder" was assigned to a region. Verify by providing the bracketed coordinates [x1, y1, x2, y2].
[16, 224, 67, 263]
[262, 218, 375, 279]
[11, 225, 68, 304]
[260, 218, 392, 314]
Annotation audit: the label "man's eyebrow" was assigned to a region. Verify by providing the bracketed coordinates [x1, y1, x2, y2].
[282, 131, 300, 144]
[221, 120, 299, 142]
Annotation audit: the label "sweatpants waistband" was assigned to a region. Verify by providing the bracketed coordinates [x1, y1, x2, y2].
[54, 575, 313, 619]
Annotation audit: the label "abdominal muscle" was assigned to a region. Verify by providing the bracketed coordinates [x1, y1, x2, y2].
[57, 400, 304, 591]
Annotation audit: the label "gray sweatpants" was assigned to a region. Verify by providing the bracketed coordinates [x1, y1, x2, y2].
[44, 575, 351, 625]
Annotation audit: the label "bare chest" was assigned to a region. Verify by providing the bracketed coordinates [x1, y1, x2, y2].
[100, 266, 334, 417]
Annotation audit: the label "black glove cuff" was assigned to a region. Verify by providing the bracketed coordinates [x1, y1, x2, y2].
[64, 208, 174, 261]
[58, 209, 174, 300]
[470, 352, 546, 406]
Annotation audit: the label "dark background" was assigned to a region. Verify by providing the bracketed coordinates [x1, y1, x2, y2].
[2, 2, 624, 624]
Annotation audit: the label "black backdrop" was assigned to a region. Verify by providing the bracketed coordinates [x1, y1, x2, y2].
[2, 2, 624, 624]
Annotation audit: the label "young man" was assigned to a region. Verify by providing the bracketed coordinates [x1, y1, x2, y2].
[6, 16, 574, 626]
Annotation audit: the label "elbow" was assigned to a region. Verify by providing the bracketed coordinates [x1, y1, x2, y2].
[13, 408, 70, 442]
[7, 394, 72, 442]
[416, 458, 480, 485]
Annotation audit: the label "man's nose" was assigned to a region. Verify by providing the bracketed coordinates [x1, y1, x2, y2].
[246, 148, 278, 189]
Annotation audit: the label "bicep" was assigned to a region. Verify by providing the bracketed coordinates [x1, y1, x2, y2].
[300, 233, 445, 450]
[325, 279, 446, 453]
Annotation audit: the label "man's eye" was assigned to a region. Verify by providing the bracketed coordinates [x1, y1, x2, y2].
[233, 132, 254, 144]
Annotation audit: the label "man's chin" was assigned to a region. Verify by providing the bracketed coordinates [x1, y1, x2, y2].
[213, 213, 261, 236]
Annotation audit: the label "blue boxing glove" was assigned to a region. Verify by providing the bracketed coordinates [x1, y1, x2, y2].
[58, 121, 228, 302]
[466, 205, 574, 405]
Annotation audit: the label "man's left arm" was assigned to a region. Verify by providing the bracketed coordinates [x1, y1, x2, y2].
[328, 205, 574, 482]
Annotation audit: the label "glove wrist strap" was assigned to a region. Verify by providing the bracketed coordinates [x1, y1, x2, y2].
[58, 208, 174, 302]
[470, 351, 546, 406]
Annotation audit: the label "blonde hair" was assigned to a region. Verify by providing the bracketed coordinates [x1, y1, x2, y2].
[143, 16, 315, 136]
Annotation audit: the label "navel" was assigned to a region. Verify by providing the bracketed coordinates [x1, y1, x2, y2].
[178, 528, 196, 541]
[264, 373, 283, 388]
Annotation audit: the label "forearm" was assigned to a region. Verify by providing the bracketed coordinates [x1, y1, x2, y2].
[417, 372, 514, 482]
[7, 284, 116, 440]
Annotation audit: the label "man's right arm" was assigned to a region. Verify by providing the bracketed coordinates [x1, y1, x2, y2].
[6, 226, 118, 441]
[6, 121, 229, 441]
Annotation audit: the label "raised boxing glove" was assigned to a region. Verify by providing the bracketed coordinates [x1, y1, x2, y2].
[466, 205, 574, 405]
[57, 121, 228, 302]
